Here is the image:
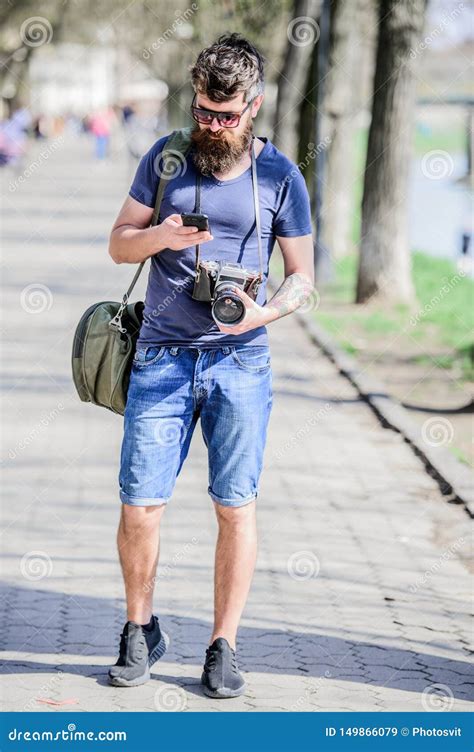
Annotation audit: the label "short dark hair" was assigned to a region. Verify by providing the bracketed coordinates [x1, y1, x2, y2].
[190, 33, 265, 103]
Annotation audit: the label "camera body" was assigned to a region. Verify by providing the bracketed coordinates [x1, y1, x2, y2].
[192, 260, 261, 326]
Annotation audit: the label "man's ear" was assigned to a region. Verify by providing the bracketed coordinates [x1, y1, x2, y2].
[251, 94, 264, 118]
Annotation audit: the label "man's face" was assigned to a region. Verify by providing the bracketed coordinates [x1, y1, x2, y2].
[195, 92, 254, 137]
[191, 91, 263, 175]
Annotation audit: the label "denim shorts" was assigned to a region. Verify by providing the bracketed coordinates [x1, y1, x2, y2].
[119, 344, 273, 508]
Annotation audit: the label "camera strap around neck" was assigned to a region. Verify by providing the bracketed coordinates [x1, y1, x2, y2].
[194, 136, 264, 279]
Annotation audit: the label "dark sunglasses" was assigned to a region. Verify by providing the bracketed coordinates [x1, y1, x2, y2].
[191, 94, 253, 128]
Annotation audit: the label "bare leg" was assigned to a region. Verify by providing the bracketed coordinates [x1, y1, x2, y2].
[117, 504, 166, 624]
[210, 501, 257, 650]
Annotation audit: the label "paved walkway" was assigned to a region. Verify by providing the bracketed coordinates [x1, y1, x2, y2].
[1, 132, 472, 713]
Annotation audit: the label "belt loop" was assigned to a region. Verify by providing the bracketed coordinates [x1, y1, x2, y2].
[170, 346, 179, 356]
[221, 346, 230, 355]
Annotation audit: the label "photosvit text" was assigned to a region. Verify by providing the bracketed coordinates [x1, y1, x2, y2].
[325, 726, 462, 737]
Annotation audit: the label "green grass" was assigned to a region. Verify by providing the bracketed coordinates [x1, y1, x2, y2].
[313, 251, 474, 380]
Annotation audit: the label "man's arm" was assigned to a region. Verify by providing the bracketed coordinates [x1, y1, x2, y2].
[108, 195, 213, 264]
[264, 234, 314, 323]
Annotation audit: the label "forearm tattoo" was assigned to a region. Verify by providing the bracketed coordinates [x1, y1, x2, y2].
[267, 272, 314, 319]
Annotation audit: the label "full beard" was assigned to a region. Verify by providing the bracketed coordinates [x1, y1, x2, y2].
[191, 120, 253, 176]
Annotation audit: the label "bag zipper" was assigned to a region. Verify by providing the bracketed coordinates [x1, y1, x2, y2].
[72, 301, 116, 359]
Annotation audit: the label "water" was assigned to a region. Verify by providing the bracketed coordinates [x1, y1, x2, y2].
[408, 152, 473, 275]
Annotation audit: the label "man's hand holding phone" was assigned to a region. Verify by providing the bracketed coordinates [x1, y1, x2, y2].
[157, 213, 213, 252]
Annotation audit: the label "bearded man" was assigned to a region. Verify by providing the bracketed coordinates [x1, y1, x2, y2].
[107, 33, 314, 698]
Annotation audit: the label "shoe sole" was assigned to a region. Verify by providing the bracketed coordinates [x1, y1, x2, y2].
[108, 630, 170, 687]
[201, 672, 246, 699]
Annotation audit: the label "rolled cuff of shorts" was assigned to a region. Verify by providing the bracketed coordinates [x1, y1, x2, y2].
[208, 488, 257, 507]
[120, 490, 170, 507]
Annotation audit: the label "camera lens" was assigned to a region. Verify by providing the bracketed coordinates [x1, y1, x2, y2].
[212, 287, 245, 326]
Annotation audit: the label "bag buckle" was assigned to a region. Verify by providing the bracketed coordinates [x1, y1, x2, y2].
[109, 295, 129, 334]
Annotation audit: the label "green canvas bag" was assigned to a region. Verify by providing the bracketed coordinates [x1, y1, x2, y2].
[71, 127, 193, 415]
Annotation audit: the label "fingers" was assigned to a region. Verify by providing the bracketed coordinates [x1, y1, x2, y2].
[229, 286, 246, 298]
[167, 213, 183, 225]
[177, 229, 213, 243]
[229, 286, 254, 304]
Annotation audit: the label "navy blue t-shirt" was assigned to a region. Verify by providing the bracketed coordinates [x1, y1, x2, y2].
[129, 134, 312, 348]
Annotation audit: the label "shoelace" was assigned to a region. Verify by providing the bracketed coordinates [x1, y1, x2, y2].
[205, 648, 238, 673]
[205, 649, 217, 670]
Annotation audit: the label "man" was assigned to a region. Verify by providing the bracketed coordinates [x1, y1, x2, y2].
[107, 33, 314, 698]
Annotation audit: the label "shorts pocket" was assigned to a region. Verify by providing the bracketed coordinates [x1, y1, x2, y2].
[133, 345, 166, 367]
[230, 346, 271, 373]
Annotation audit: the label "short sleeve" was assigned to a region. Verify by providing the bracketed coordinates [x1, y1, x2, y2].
[273, 169, 313, 237]
[128, 136, 168, 208]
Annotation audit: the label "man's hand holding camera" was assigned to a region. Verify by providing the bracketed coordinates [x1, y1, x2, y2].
[215, 272, 314, 335]
[214, 285, 273, 335]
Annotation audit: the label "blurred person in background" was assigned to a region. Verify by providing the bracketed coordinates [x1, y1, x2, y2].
[88, 107, 115, 160]
[0, 106, 31, 169]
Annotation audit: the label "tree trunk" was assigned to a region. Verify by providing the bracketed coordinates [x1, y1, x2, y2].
[319, 0, 359, 259]
[356, 0, 426, 304]
[320, 0, 375, 259]
[273, 0, 321, 161]
[297, 11, 319, 210]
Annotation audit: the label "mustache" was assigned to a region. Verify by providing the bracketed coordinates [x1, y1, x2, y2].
[191, 127, 234, 148]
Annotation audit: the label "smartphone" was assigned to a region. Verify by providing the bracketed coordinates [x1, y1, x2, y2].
[181, 213, 210, 232]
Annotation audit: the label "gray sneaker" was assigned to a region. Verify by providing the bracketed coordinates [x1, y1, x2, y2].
[201, 637, 246, 698]
[108, 616, 169, 687]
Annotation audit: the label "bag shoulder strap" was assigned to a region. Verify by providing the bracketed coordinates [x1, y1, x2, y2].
[110, 128, 193, 331]
[151, 126, 194, 226]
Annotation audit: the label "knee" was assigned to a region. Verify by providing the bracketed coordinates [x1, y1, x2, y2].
[119, 503, 165, 537]
[214, 500, 256, 531]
